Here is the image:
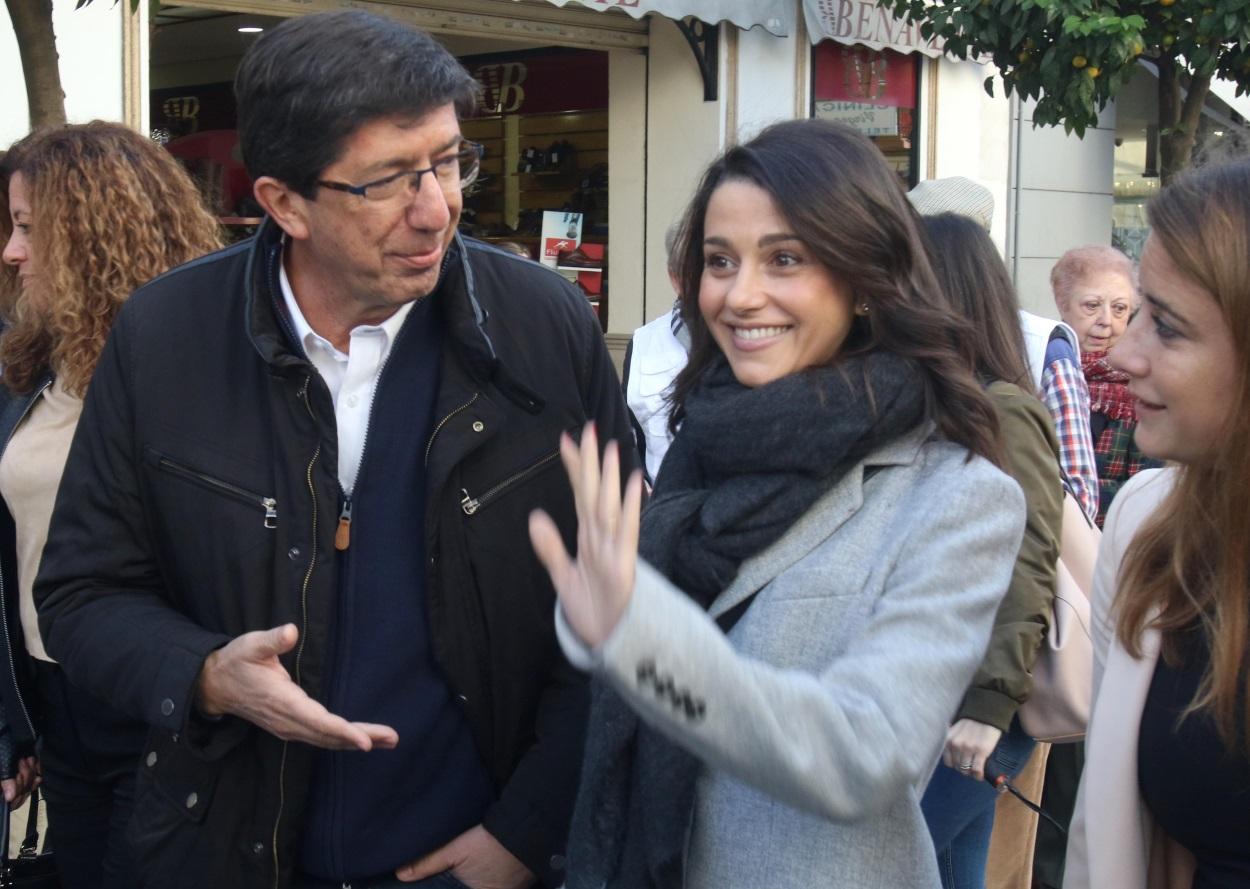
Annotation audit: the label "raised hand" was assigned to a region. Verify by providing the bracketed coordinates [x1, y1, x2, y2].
[528, 424, 644, 649]
[196, 624, 398, 751]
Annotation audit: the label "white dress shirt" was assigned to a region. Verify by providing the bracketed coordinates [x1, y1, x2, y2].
[279, 261, 413, 494]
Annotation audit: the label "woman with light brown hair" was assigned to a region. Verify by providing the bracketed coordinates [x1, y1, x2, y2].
[1065, 158, 1250, 888]
[0, 120, 219, 889]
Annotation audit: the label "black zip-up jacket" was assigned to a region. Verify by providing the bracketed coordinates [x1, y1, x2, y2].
[0, 378, 54, 780]
[33, 220, 634, 889]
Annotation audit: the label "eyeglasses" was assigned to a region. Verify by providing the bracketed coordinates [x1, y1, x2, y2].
[316, 141, 484, 203]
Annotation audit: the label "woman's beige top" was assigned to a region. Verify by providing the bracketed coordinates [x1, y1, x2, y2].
[0, 377, 84, 663]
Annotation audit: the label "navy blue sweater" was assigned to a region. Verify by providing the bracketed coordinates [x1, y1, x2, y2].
[300, 297, 494, 880]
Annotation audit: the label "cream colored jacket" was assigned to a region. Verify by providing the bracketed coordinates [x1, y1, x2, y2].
[1064, 468, 1196, 889]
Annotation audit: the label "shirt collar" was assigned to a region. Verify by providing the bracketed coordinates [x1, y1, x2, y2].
[278, 253, 414, 359]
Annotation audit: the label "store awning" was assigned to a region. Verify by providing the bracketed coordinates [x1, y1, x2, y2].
[802, 0, 944, 57]
[531, 0, 794, 37]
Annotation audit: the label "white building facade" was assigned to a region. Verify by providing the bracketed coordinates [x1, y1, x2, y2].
[1, 0, 1132, 355]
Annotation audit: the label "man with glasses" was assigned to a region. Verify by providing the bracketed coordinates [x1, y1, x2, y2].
[34, 11, 633, 889]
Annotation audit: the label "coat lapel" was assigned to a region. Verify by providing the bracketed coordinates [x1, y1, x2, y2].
[707, 425, 931, 621]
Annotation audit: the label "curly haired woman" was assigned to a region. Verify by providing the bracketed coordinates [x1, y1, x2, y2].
[0, 121, 220, 888]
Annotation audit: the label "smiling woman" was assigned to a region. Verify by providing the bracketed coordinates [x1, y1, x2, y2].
[1113, 242, 1237, 464]
[697, 180, 856, 388]
[528, 118, 1029, 889]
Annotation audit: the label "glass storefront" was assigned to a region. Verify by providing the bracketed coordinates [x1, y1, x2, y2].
[811, 42, 922, 188]
[149, 5, 614, 328]
[1113, 62, 1249, 260]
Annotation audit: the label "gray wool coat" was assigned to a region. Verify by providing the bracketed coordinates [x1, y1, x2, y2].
[558, 424, 1026, 889]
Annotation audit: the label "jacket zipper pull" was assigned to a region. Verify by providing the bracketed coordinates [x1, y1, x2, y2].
[460, 488, 480, 516]
[262, 498, 278, 530]
[335, 498, 352, 551]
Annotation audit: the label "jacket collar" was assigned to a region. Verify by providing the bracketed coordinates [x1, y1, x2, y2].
[0, 372, 54, 459]
[242, 219, 501, 387]
[708, 422, 934, 620]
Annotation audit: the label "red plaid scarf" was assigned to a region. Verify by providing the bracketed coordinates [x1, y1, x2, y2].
[1082, 350, 1137, 422]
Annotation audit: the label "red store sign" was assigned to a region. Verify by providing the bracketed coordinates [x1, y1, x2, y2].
[464, 49, 609, 116]
[813, 44, 918, 108]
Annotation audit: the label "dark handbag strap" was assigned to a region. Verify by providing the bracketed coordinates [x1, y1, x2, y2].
[2, 788, 46, 868]
[18, 790, 40, 860]
[0, 788, 59, 889]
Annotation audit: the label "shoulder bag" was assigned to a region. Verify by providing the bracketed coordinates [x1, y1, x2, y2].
[1017, 481, 1100, 743]
[0, 790, 60, 889]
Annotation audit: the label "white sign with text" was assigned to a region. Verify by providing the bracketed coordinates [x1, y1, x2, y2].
[814, 101, 900, 136]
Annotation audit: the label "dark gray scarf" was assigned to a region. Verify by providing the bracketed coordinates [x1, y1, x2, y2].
[566, 351, 926, 889]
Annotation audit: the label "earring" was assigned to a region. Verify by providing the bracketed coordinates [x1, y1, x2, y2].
[856, 302, 870, 316]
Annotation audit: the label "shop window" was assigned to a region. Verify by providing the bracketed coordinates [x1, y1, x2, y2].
[151, 82, 255, 224]
[460, 48, 610, 329]
[811, 43, 921, 187]
[147, 6, 613, 328]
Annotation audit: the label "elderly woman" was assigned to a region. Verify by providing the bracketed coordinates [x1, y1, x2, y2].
[1051, 245, 1157, 526]
[1, 122, 220, 888]
[528, 119, 1025, 889]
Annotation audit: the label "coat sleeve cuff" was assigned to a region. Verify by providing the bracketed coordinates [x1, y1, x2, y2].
[152, 633, 249, 760]
[482, 797, 568, 888]
[553, 604, 599, 672]
[554, 586, 639, 674]
[958, 686, 1021, 734]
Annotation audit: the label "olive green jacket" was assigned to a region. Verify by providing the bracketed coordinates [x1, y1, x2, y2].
[958, 381, 1063, 731]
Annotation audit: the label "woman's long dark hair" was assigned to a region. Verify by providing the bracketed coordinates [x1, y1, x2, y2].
[922, 212, 1032, 391]
[667, 119, 1001, 465]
